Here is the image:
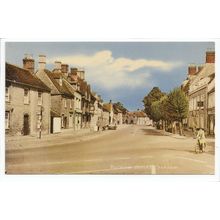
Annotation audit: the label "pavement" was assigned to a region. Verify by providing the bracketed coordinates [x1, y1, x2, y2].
[6, 125, 127, 150]
[5, 125, 215, 174]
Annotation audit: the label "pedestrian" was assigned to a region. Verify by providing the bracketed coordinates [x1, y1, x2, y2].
[196, 128, 206, 153]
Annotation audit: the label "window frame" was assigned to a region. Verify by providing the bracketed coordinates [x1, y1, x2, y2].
[37, 91, 43, 106]
[24, 88, 30, 104]
[5, 87, 10, 102]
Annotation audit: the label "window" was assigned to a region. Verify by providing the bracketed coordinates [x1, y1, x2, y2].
[5, 87, 10, 102]
[70, 99, 72, 109]
[24, 88, 30, 104]
[5, 111, 10, 129]
[197, 101, 204, 107]
[38, 92, 43, 105]
[64, 98, 67, 108]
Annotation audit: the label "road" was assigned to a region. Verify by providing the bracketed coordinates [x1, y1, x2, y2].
[6, 125, 215, 174]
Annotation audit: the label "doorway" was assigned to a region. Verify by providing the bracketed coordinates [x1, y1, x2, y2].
[23, 114, 30, 135]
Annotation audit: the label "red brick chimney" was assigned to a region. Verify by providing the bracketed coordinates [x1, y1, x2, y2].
[61, 64, 69, 76]
[206, 50, 215, 63]
[188, 64, 197, 75]
[23, 54, 35, 74]
[70, 68, 78, 75]
[54, 61, 62, 71]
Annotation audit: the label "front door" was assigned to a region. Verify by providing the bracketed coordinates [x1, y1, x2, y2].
[23, 114, 30, 135]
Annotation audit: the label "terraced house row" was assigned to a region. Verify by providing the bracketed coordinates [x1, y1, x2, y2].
[181, 50, 215, 136]
[5, 55, 127, 137]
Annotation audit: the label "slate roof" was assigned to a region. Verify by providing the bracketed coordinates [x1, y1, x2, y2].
[44, 69, 73, 97]
[6, 63, 51, 92]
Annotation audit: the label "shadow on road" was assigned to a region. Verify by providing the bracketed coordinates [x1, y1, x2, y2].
[141, 129, 165, 136]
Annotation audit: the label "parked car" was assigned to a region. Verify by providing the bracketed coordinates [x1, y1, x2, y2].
[108, 125, 117, 130]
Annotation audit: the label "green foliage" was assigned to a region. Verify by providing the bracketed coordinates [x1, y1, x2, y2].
[150, 100, 162, 122]
[143, 87, 188, 124]
[165, 87, 189, 122]
[143, 87, 165, 119]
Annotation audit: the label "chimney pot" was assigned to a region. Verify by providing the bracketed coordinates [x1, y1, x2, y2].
[188, 64, 197, 75]
[55, 61, 62, 70]
[23, 54, 35, 74]
[206, 50, 215, 63]
[61, 64, 69, 76]
[70, 67, 78, 74]
[38, 55, 46, 70]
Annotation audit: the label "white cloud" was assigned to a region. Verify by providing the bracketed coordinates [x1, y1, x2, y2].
[49, 50, 182, 90]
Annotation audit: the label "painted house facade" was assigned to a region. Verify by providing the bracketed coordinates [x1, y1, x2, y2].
[125, 111, 152, 125]
[5, 60, 51, 137]
[187, 50, 215, 134]
[68, 68, 93, 129]
[36, 57, 75, 133]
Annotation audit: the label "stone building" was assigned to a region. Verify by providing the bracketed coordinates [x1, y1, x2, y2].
[103, 101, 114, 125]
[90, 93, 105, 131]
[113, 104, 123, 125]
[5, 59, 51, 137]
[207, 74, 215, 135]
[186, 50, 215, 134]
[125, 111, 152, 125]
[36, 56, 75, 133]
[68, 68, 93, 129]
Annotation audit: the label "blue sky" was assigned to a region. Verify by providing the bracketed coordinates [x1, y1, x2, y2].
[6, 42, 214, 111]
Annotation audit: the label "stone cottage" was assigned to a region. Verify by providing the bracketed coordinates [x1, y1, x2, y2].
[5, 58, 51, 137]
[36, 56, 75, 133]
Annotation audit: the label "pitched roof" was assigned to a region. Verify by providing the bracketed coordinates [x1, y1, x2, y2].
[103, 103, 111, 112]
[44, 70, 73, 97]
[113, 104, 122, 113]
[6, 63, 51, 92]
[131, 111, 147, 117]
[189, 63, 215, 93]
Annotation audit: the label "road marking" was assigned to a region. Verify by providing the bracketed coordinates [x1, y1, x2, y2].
[175, 156, 206, 164]
[151, 165, 156, 174]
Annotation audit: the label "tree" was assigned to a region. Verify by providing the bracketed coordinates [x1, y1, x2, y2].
[143, 87, 165, 119]
[164, 88, 188, 135]
[150, 96, 168, 130]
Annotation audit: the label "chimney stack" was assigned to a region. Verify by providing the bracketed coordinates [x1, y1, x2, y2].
[23, 54, 35, 74]
[188, 64, 197, 75]
[206, 50, 215, 63]
[70, 68, 78, 75]
[38, 55, 46, 70]
[61, 64, 69, 76]
[80, 70, 85, 80]
[54, 61, 62, 71]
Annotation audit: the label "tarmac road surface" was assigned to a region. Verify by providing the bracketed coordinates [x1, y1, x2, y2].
[6, 125, 215, 174]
